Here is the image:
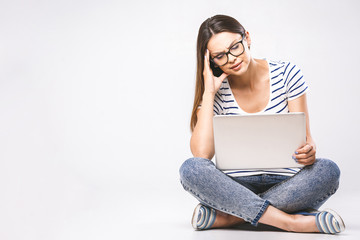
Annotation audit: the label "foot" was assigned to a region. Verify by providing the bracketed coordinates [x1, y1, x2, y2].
[287, 214, 319, 233]
[315, 209, 345, 234]
[260, 205, 320, 233]
[287, 209, 345, 234]
[191, 204, 245, 230]
[211, 210, 246, 228]
[192, 204, 216, 230]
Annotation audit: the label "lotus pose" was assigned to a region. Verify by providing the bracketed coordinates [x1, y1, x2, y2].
[179, 14, 345, 234]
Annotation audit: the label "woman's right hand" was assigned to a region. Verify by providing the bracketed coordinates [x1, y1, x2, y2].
[203, 49, 229, 94]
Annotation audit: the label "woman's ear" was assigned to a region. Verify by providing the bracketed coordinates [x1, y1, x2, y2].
[245, 31, 251, 49]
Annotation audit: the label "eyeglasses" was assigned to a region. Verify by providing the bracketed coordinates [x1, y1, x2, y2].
[210, 37, 245, 67]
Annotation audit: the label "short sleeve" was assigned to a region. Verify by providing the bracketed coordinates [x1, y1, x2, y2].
[285, 63, 309, 100]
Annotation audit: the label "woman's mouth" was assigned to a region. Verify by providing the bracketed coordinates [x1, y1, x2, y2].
[231, 61, 242, 71]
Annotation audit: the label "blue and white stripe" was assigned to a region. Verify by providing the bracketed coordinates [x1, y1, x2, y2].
[192, 204, 217, 230]
[214, 59, 309, 177]
[315, 209, 345, 234]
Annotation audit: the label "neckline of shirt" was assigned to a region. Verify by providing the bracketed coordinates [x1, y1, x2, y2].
[223, 59, 273, 115]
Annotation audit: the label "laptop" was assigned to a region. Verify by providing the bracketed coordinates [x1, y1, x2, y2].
[213, 113, 306, 170]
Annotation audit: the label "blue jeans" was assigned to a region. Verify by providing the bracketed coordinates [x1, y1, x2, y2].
[179, 158, 340, 226]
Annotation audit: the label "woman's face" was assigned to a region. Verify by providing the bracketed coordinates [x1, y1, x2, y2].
[207, 31, 251, 76]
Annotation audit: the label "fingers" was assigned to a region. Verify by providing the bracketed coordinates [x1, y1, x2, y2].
[296, 144, 313, 154]
[204, 49, 209, 66]
[205, 48, 210, 59]
[203, 49, 211, 74]
[293, 143, 316, 166]
[203, 49, 228, 93]
[204, 49, 210, 66]
[293, 148, 315, 160]
[296, 156, 316, 166]
[218, 72, 229, 81]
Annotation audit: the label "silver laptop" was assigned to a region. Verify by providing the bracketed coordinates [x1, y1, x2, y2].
[213, 113, 306, 170]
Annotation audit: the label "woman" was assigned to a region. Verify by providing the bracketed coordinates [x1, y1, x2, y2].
[179, 14, 345, 234]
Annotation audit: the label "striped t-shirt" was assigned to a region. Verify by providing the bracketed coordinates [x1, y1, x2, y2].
[212, 59, 309, 177]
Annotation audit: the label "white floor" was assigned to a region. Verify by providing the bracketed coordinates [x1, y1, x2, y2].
[1, 178, 359, 240]
[120, 184, 360, 240]
[52, 183, 358, 240]
[134, 187, 360, 240]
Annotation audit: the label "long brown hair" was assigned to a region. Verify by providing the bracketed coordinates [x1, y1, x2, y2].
[190, 15, 246, 131]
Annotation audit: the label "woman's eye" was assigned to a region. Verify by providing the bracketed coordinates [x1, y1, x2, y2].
[215, 54, 224, 59]
[231, 43, 239, 50]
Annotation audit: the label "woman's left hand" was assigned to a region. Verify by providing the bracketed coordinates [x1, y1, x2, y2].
[293, 138, 317, 166]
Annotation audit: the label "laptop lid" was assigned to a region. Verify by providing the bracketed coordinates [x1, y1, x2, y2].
[213, 113, 306, 170]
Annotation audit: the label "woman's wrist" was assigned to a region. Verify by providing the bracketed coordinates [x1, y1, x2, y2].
[306, 136, 315, 145]
[199, 92, 215, 113]
[203, 90, 216, 98]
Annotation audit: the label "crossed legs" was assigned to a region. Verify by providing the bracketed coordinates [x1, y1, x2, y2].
[180, 157, 340, 232]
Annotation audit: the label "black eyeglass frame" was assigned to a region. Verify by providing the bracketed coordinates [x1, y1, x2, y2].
[210, 37, 246, 67]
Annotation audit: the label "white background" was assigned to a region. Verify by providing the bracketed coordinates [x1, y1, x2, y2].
[1, 0, 360, 239]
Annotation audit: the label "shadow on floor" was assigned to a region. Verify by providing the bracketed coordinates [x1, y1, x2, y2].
[232, 223, 285, 232]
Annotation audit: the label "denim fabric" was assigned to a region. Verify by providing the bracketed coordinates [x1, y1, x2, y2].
[179, 157, 340, 226]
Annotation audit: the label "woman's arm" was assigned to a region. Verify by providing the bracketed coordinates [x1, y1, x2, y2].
[190, 93, 216, 159]
[190, 50, 228, 159]
[288, 93, 317, 165]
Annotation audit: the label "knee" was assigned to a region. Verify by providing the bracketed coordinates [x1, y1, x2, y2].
[179, 157, 212, 183]
[315, 158, 341, 184]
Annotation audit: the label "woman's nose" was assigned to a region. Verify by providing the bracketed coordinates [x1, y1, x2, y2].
[227, 54, 237, 63]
